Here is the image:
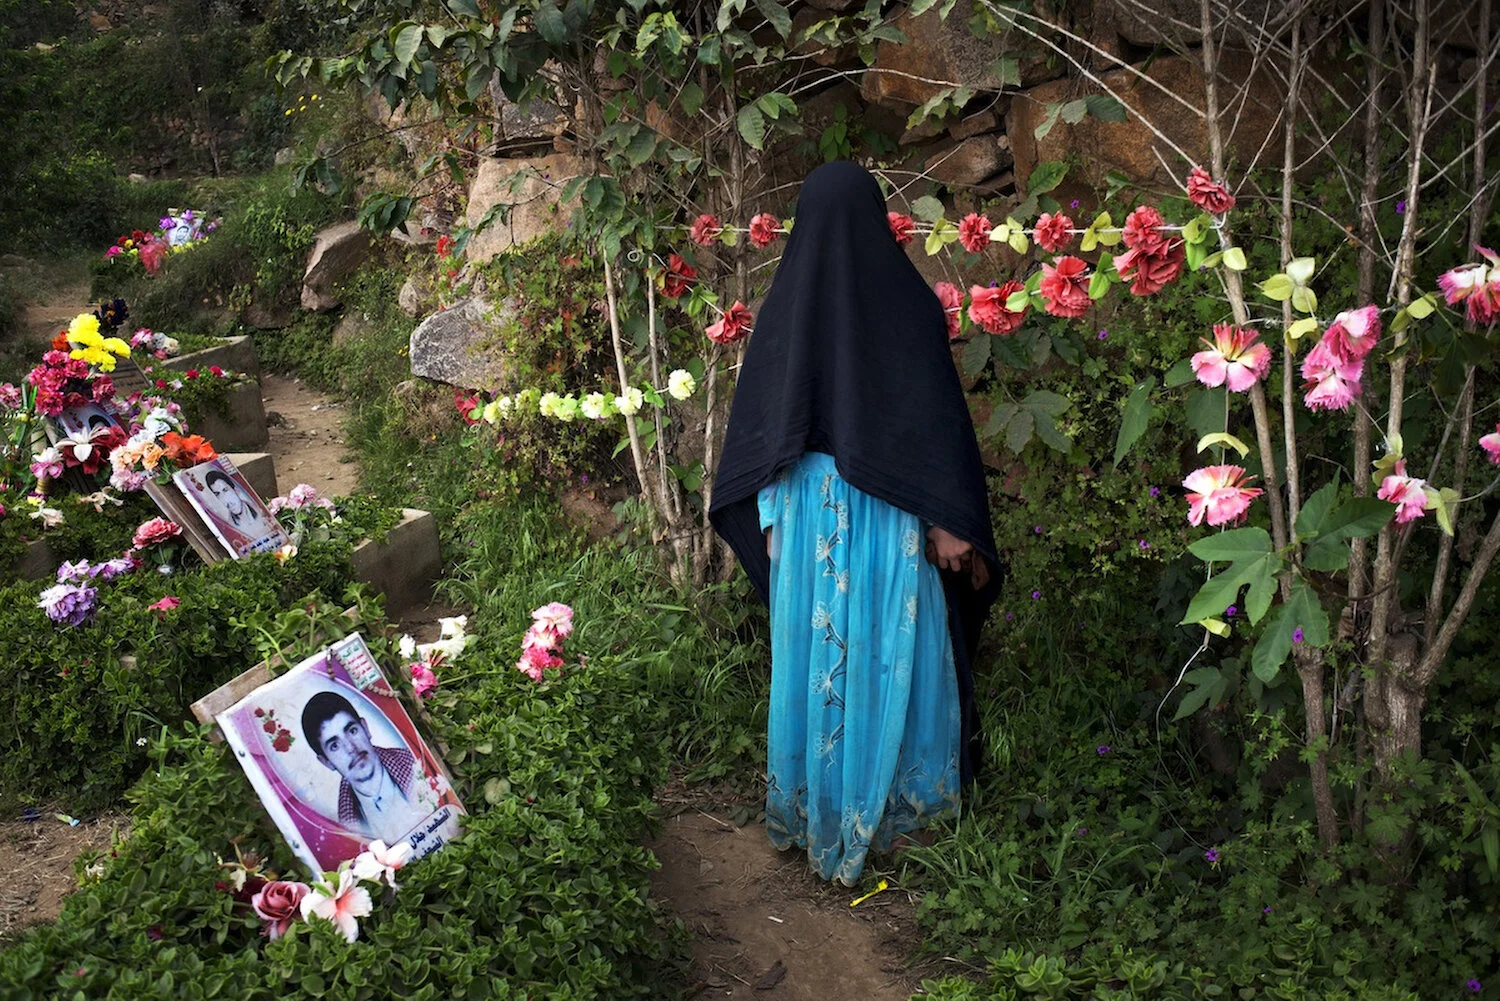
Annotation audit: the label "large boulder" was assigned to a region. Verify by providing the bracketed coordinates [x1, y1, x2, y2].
[408, 297, 513, 392]
[463, 154, 588, 263]
[860, 0, 1058, 108]
[1099, 0, 1284, 47]
[301, 221, 375, 312]
[1006, 50, 1284, 192]
[924, 134, 1013, 190]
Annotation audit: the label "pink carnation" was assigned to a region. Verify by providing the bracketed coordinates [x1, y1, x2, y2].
[1033, 212, 1074, 253]
[1191, 324, 1272, 392]
[706, 301, 753, 345]
[957, 213, 992, 254]
[1183, 465, 1263, 527]
[410, 661, 438, 698]
[516, 643, 563, 682]
[968, 282, 1027, 336]
[689, 214, 722, 246]
[887, 212, 916, 246]
[1121, 205, 1168, 254]
[1038, 256, 1091, 318]
[748, 213, 780, 249]
[1377, 462, 1429, 524]
[1301, 337, 1364, 412]
[132, 517, 182, 550]
[1113, 241, 1185, 296]
[1324, 305, 1381, 362]
[531, 602, 574, 639]
[933, 282, 963, 340]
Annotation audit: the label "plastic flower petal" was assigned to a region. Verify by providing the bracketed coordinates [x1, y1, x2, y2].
[615, 386, 645, 416]
[1480, 423, 1500, 466]
[957, 213, 992, 254]
[748, 213, 781, 249]
[967, 281, 1027, 335]
[410, 661, 438, 697]
[667, 369, 697, 400]
[934, 282, 963, 340]
[1324, 305, 1381, 362]
[352, 840, 412, 890]
[659, 253, 697, 299]
[1191, 324, 1272, 392]
[1301, 336, 1364, 411]
[887, 212, 915, 246]
[1183, 465, 1263, 527]
[531, 602, 575, 638]
[688, 214, 722, 246]
[705, 301, 753, 345]
[1186, 167, 1236, 214]
[1377, 461, 1429, 524]
[300, 868, 372, 944]
[1039, 256, 1091, 318]
[1033, 212, 1075, 253]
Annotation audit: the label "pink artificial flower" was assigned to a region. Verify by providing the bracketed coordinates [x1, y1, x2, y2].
[1480, 423, 1500, 466]
[531, 602, 574, 639]
[148, 596, 181, 615]
[1191, 324, 1272, 392]
[132, 517, 182, 550]
[299, 869, 372, 944]
[689, 214, 722, 246]
[1377, 461, 1429, 524]
[184, 369, 199, 380]
[706, 301, 753, 345]
[1038, 256, 1091, 318]
[1183, 465, 1264, 527]
[887, 212, 916, 246]
[748, 213, 780, 249]
[1113, 241, 1185, 296]
[1121, 205, 1168, 254]
[0, 382, 22, 410]
[208, 365, 225, 378]
[522, 624, 557, 652]
[410, 661, 438, 698]
[31, 448, 65, 481]
[516, 643, 563, 681]
[1300, 336, 1364, 412]
[1324, 305, 1381, 362]
[1186, 167, 1236, 215]
[957, 213, 992, 254]
[934, 282, 964, 340]
[968, 281, 1027, 336]
[1437, 248, 1500, 325]
[252, 880, 310, 941]
[1033, 212, 1074, 253]
[659, 253, 697, 299]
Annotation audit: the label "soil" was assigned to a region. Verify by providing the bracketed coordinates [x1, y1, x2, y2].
[649, 783, 935, 1001]
[0, 811, 128, 941]
[261, 374, 361, 499]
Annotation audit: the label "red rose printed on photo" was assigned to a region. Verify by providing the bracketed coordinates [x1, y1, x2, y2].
[1186, 167, 1236, 215]
[1033, 212, 1075, 254]
[748, 213, 781, 249]
[968, 281, 1028, 336]
[957, 213, 993, 254]
[1039, 256, 1092, 318]
[887, 212, 916, 246]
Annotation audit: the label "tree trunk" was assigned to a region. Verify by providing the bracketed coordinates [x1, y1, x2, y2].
[1365, 632, 1423, 781]
[1295, 647, 1339, 848]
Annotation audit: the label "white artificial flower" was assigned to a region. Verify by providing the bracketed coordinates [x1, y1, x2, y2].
[580, 392, 607, 421]
[30, 507, 65, 528]
[398, 635, 417, 660]
[667, 369, 697, 400]
[615, 386, 645, 416]
[300, 868, 372, 943]
[437, 615, 468, 638]
[351, 839, 412, 890]
[538, 392, 561, 417]
[481, 400, 502, 425]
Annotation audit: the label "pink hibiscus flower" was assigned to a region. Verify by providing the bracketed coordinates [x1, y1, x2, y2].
[968, 281, 1027, 336]
[1039, 256, 1091, 318]
[888, 212, 916, 246]
[1186, 167, 1236, 215]
[1301, 336, 1364, 412]
[1191, 324, 1272, 392]
[934, 282, 964, 340]
[1033, 212, 1074, 253]
[1183, 465, 1264, 527]
[1377, 461, 1429, 524]
[957, 213, 992, 254]
[1324, 305, 1381, 362]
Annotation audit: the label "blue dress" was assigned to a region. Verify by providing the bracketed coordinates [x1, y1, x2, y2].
[757, 452, 961, 885]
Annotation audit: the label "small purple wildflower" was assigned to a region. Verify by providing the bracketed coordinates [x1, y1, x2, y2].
[990, 280, 999, 288]
[1033, 525, 1043, 535]
[1225, 605, 1238, 618]
[1070, 199, 1080, 209]
[1149, 486, 1160, 498]
[1138, 539, 1149, 550]
[1293, 627, 1305, 644]
[1097, 329, 1108, 340]
[1031, 589, 1041, 600]
[1467, 980, 1482, 994]
[1263, 906, 1272, 914]
[1395, 199, 1407, 215]
[580, 473, 589, 484]
[1096, 745, 1111, 756]
[1078, 827, 1089, 835]
[1204, 848, 1220, 863]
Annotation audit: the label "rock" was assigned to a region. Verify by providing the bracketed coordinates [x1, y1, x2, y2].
[244, 299, 294, 329]
[127, 173, 149, 184]
[924, 135, 1013, 189]
[88, 13, 111, 31]
[901, 116, 951, 145]
[498, 95, 570, 143]
[332, 312, 375, 349]
[950, 108, 1001, 141]
[0, 253, 31, 269]
[408, 297, 512, 392]
[1101, 0, 1281, 48]
[399, 276, 434, 317]
[1006, 51, 1284, 191]
[274, 147, 296, 166]
[861, 0, 1057, 107]
[462, 154, 587, 263]
[300, 221, 375, 312]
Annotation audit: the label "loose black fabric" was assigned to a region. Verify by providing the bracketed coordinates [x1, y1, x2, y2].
[708, 160, 1002, 783]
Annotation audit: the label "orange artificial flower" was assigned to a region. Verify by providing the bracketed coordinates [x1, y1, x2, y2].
[161, 432, 217, 464]
[52, 331, 71, 351]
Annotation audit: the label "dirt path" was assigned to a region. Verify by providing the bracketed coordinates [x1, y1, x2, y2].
[12, 259, 91, 343]
[261, 373, 362, 498]
[649, 803, 929, 1000]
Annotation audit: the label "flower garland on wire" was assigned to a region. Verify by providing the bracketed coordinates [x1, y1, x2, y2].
[457, 369, 701, 428]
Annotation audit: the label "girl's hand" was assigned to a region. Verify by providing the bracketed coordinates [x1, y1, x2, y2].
[926, 526, 973, 573]
[765, 528, 773, 557]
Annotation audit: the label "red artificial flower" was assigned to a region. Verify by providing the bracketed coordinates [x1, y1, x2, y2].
[161, 432, 217, 465]
[888, 212, 916, 246]
[934, 282, 964, 340]
[1033, 212, 1075, 254]
[1121, 205, 1168, 254]
[155, 379, 167, 390]
[748, 213, 780, 249]
[435, 234, 454, 258]
[958, 213, 993, 254]
[1114, 240, 1186, 296]
[659, 253, 697, 299]
[1186, 167, 1236, 215]
[208, 365, 224, 378]
[51, 332, 70, 352]
[184, 369, 199, 380]
[967, 281, 1028, 336]
[689, 213, 723, 246]
[454, 390, 479, 424]
[706, 301, 754, 345]
[1039, 256, 1092, 318]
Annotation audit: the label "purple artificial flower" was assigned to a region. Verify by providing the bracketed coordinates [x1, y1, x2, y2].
[38, 582, 98, 627]
[1204, 848, 1220, 863]
[56, 560, 92, 584]
[90, 556, 137, 581]
[1293, 627, 1305, 644]
[1097, 745, 1111, 755]
[1077, 827, 1089, 835]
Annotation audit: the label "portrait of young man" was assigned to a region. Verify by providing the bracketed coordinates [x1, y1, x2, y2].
[299, 690, 432, 845]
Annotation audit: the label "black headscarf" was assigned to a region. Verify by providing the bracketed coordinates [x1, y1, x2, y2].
[708, 160, 1002, 783]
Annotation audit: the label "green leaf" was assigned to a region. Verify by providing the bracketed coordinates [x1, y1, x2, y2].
[1059, 99, 1088, 124]
[1022, 390, 1070, 417]
[754, 0, 793, 37]
[1295, 481, 1339, 541]
[1222, 246, 1247, 271]
[961, 333, 991, 376]
[1082, 94, 1127, 122]
[1259, 274, 1294, 301]
[1196, 431, 1250, 458]
[1285, 256, 1316, 285]
[1184, 387, 1228, 441]
[1287, 317, 1320, 340]
[909, 0, 941, 13]
[679, 81, 704, 117]
[912, 195, 945, 222]
[1250, 578, 1329, 683]
[992, 56, 1021, 88]
[1033, 104, 1061, 141]
[1299, 497, 1395, 568]
[736, 103, 766, 149]
[624, 126, 657, 167]
[984, 401, 1018, 437]
[1173, 666, 1226, 721]
[1033, 412, 1071, 454]
[1429, 486, 1460, 537]
[1164, 357, 1196, 388]
[1185, 239, 1207, 272]
[1406, 292, 1437, 319]
[534, 1, 568, 44]
[1027, 160, 1070, 195]
[1291, 285, 1318, 314]
[1005, 408, 1034, 454]
[1112, 378, 1155, 467]
[1182, 527, 1280, 626]
[391, 22, 423, 64]
[1005, 289, 1030, 312]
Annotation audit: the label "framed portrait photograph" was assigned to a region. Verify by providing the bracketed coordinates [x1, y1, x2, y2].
[46, 401, 124, 444]
[173, 455, 290, 559]
[216, 633, 465, 875]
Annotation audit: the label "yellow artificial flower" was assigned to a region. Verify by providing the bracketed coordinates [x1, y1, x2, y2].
[101, 337, 131, 357]
[68, 314, 102, 347]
